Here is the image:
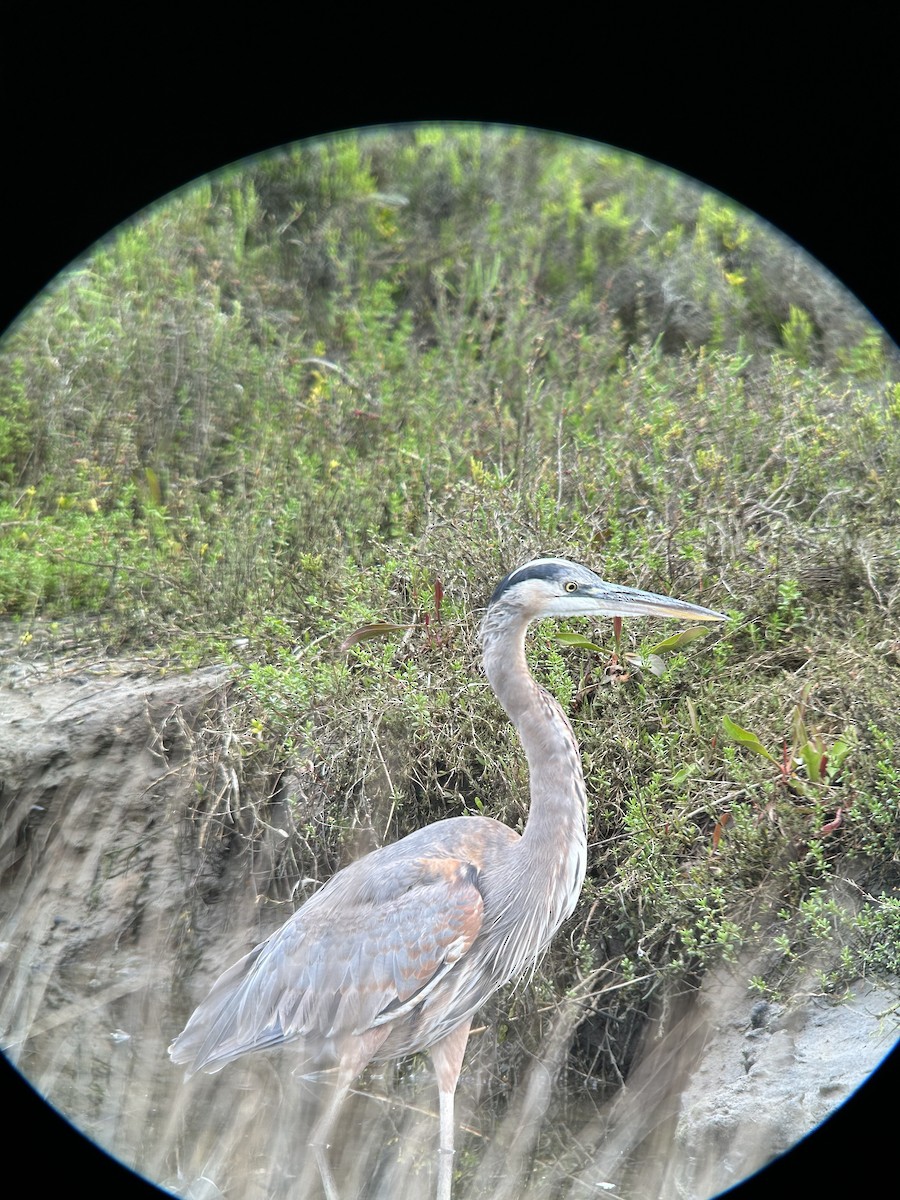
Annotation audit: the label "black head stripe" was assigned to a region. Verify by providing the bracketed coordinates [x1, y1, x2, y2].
[488, 559, 573, 607]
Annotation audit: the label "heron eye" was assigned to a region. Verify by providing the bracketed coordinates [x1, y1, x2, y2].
[564, 580, 578, 593]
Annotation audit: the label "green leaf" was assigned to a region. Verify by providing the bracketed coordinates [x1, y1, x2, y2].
[722, 715, 778, 762]
[144, 466, 163, 509]
[340, 622, 411, 650]
[798, 742, 822, 783]
[827, 734, 855, 778]
[553, 631, 610, 654]
[790, 690, 811, 750]
[646, 626, 714, 655]
[671, 763, 698, 786]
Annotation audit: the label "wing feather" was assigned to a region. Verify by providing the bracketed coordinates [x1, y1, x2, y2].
[169, 851, 485, 1074]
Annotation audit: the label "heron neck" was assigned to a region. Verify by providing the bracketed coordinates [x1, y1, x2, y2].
[482, 617, 588, 921]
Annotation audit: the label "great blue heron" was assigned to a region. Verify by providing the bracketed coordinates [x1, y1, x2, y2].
[169, 558, 725, 1199]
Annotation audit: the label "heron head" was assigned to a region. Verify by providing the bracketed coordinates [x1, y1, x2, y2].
[488, 557, 726, 625]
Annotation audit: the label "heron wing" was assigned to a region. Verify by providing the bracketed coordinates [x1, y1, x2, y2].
[169, 851, 485, 1073]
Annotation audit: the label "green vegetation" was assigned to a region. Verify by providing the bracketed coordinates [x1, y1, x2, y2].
[2, 126, 898, 1114]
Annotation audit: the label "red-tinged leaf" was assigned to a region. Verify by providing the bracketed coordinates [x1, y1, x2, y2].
[339, 622, 411, 650]
[712, 811, 731, 852]
[819, 808, 843, 836]
[434, 577, 444, 617]
[781, 740, 793, 781]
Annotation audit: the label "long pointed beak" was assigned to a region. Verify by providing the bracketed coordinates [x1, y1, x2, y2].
[586, 582, 726, 623]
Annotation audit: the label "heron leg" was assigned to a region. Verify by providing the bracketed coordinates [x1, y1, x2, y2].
[305, 1031, 390, 1200]
[314, 1144, 340, 1200]
[430, 1019, 473, 1200]
[309, 1078, 349, 1200]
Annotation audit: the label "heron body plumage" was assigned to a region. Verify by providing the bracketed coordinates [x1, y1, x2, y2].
[169, 558, 725, 1199]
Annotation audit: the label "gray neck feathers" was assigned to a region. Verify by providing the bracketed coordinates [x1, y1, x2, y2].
[480, 605, 589, 970]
